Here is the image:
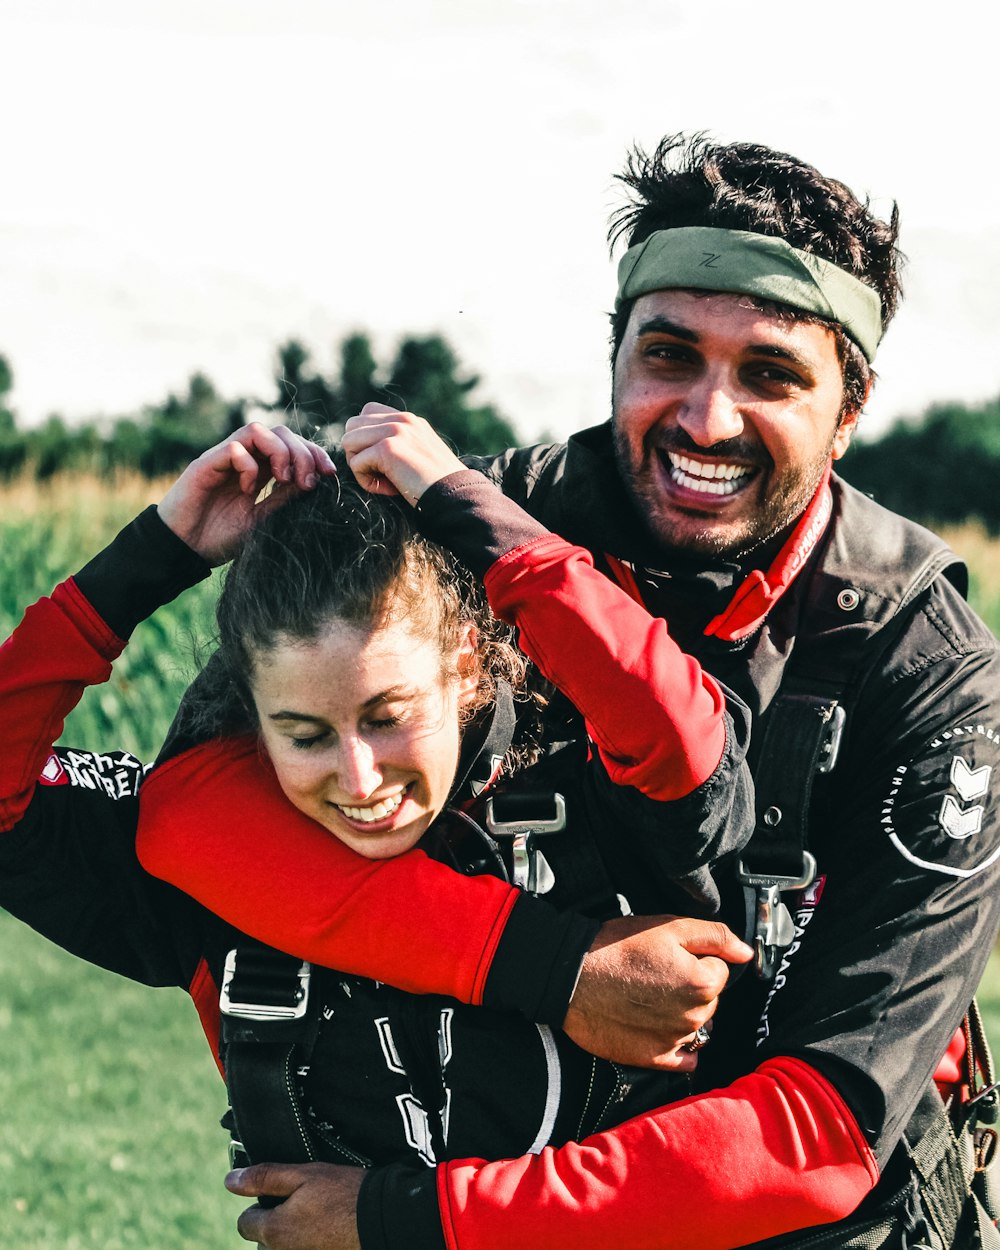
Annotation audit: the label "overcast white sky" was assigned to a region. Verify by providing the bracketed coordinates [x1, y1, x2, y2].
[1, 0, 998, 444]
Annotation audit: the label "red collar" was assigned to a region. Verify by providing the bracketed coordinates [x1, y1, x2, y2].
[602, 463, 834, 643]
[704, 462, 833, 642]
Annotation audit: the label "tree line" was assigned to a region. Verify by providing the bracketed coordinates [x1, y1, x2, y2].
[2, 336, 998, 533]
[0, 333, 518, 480]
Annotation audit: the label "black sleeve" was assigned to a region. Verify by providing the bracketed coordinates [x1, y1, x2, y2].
[0, 750, 203, 988]
[75, 504, 212, 640]
[357, 1163, 445, 1250]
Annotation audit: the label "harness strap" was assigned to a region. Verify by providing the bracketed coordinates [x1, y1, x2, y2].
[220, 945, 321, 1203]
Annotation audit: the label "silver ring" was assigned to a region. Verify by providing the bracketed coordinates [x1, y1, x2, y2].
[683, 1025, 711, 1052]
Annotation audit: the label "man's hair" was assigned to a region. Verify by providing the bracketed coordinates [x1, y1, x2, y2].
[197, 465, 525, 738]
[608, 133, 903, 414]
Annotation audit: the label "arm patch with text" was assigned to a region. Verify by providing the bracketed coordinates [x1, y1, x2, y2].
[881, 721, 1000, 878]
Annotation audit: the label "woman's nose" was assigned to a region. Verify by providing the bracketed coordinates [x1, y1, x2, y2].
[334, 736, 382, 800]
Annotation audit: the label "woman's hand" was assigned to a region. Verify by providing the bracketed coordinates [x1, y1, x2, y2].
[342, 402, 464, 505]
[156, 422, 337, 565]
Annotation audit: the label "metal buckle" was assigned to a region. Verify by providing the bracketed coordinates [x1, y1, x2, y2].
[219, 949, 311, 1021]
[228, 1137, 250, 1169]
[737, 853, 817, 980]
[816, 704, 846, 774]
[485, 794, 566, 894]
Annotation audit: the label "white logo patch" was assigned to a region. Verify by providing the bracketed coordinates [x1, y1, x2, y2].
[881, 723, 1000, 878]
[939, 793, 984, 840]
[951, 755, 992, 802]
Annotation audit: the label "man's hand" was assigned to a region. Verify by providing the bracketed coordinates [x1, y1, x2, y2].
[157, 422, 337, 565]
[342, 402, 464, 504]
[562, 915, 753, 1071]
[226, 1162, 364, 1250]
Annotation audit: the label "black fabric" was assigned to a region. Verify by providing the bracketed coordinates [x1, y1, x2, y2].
[74, 505, 212, 640]
[357, 1164, 445, 1250]
[416, 468, 550, 577]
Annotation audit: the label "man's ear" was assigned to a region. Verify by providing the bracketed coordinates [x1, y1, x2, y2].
[831, 407, 860, 460]
[455, 623, 480, 708]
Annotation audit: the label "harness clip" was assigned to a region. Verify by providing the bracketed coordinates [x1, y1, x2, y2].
[737, 853, 817, 981]
[485, 793, 566, 894]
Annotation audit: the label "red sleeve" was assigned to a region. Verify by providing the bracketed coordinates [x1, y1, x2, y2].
[437, 1056, 879, 1250]
[0, 579, 125, 832]
[137, 741, 521, 1004]
[485, 536, 727, 799]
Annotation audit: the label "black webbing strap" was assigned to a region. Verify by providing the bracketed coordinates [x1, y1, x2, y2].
[737, 692, 841, 979]
[220, 944, 321, 1204]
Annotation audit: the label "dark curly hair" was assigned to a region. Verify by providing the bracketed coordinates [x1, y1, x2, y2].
[608, 133, 904, 414]
[192, 467, 528, 749]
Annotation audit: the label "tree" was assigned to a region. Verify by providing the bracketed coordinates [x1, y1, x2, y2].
[839, 397, 1000, 533]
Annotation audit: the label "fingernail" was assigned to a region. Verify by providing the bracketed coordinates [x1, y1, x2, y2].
[226, 1168, 246, 1186]
[305, 473, 318, 488]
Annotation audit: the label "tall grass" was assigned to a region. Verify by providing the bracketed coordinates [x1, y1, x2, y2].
[1, 473, 222, 760]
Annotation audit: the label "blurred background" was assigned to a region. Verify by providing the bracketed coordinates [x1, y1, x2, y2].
[2, 1, 999, 1245]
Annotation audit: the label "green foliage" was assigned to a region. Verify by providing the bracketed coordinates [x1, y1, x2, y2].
[841, 397, 1000, 533]
[0, 480, 220, 760]
[273, 332, 518, 455]
[1, 330, 517, 480]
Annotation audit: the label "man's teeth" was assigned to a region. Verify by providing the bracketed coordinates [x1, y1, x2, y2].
[667, 453, 754, 495]
[337, 792, 405, 823]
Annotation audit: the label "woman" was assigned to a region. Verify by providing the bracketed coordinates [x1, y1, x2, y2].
[0, 422, 753, 1222]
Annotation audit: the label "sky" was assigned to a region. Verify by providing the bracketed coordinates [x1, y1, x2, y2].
[1, 0, 998, 445]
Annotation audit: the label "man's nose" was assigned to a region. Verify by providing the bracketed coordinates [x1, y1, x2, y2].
[335, 736, 382, 800]
[676, 376, 745, 447]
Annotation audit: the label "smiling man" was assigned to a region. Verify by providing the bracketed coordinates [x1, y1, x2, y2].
[154, 135, 1000, 1250]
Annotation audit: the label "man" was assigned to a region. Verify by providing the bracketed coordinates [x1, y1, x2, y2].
[171, 134, 1000, 1248]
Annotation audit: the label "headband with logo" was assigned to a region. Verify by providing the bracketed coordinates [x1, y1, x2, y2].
[615, 227, 883, 363]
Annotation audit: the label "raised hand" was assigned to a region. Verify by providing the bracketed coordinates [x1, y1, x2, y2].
[156, 422, 337, 565]
[562, 914, 753, 1071]
[341, 402, 464, 505]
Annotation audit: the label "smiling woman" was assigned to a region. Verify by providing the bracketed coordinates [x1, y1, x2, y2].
[0, 417, 756, 1245]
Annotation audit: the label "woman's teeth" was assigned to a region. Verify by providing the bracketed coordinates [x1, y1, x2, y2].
[667, 452, 754, 495]
[337, 792, 405, 823]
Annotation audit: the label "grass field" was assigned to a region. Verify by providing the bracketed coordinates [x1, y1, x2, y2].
[1, 474, 1000, 1246]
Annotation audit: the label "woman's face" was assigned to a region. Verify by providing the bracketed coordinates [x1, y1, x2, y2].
[251, 614, 478, 859]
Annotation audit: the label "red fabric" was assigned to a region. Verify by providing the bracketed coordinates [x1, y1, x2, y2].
[705, 465, 833, 643]
[485, 536, 727, 799]
[438, 1056, 879, 1250]
[188, 957, 225, 1077]
[0, 579, 125, 831]
[138, 739, 520, 1005]
[933, 1027, 968, 1102]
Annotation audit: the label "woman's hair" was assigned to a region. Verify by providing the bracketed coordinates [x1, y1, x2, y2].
[194, 467, 527, 740]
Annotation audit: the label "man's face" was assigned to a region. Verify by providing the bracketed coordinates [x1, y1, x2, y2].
[612, 289, 859, 558]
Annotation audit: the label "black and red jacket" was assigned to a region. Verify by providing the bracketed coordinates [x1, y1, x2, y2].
[0, 475, 757, 1227]
[131, 425, 1000, 1249]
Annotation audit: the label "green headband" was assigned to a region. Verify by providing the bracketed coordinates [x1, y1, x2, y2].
[616, 227, 883, 363]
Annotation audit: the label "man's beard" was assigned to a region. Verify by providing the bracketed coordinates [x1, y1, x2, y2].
[612, 423, 835, 561]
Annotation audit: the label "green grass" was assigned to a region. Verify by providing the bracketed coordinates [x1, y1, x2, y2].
[0, 912, 241, 1248]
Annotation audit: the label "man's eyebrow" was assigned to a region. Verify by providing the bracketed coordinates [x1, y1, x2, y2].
[635, 315, 699, 343]
[746, 341, 812, 368]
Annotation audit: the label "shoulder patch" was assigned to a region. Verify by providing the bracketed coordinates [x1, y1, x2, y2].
[42, 748, 149, 800]
[881, 722, 1000, 878]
